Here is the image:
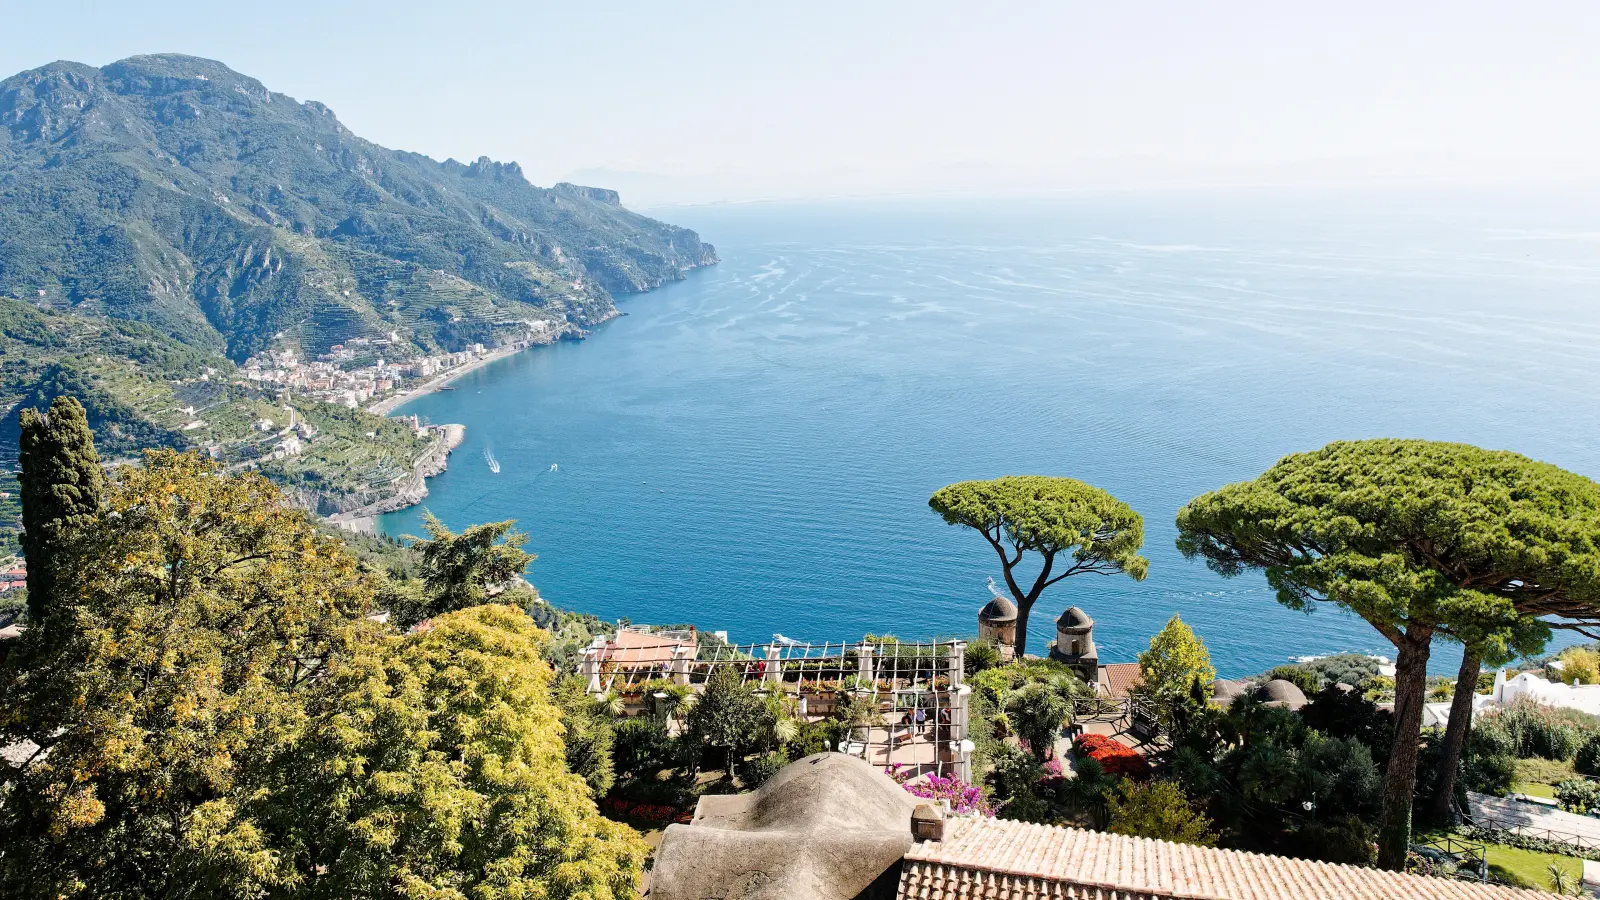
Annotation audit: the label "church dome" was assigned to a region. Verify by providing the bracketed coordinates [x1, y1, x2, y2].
[979, 595, 1017, 623]
[1056, 606, 1093, 632]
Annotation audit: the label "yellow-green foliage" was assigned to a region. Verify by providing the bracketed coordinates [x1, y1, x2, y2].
[282, 605, 646, 899]
[0, 450, 382, 897]
[1106, 779, 1217, 847]
[1135, 615, 1216, 707]
[1556, 647, 1600, 686]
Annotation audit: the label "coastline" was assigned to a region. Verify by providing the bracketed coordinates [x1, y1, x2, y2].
[366, 341, 542, 417]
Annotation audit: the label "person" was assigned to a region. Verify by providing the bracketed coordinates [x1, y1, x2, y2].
[914, 704, 927, 735]
[936, 706, 951, 743]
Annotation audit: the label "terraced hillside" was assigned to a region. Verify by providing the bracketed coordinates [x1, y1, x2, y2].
[0, 54, 717, 361]
[0, 298, 429, 552]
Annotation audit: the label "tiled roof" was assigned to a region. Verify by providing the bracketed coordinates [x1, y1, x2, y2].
[1100, 662, 1143, 699]
[899, 818, 1557, 900]
[598, 629, 697, 666]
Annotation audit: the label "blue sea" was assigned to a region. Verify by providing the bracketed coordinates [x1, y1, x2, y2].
[380, 189, 1600, 676]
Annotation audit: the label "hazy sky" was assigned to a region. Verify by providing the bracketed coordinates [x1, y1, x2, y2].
[5, 1, 1599, 204]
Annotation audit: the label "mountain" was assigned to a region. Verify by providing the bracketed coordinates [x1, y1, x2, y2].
[0, 54, 717, 360]
[0, 54, 718, 554]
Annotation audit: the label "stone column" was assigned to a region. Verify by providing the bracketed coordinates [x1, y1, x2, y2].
[952, 684, 972, 782]
[765, 643, 783, 686]
[580, 636, 607, 694]
[670, 645, 692, 686]
[856, 641, 875, 687]
[947, 640, 966, 690]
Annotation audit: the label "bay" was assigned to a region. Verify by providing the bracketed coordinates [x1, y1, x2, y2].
[380, 189, 1600, 675]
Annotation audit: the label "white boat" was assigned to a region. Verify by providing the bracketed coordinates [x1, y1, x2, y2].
[484, 448, 500, 473]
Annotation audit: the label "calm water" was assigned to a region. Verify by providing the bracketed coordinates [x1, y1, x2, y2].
[381, 190, 1600, 676]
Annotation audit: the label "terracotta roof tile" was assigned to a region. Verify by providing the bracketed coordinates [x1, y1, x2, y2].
[1100, 662, 1143, 699]
[899, 818, 1558, 900]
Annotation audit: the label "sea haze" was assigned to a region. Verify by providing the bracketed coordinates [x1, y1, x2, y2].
[380, 190, 1600, 676]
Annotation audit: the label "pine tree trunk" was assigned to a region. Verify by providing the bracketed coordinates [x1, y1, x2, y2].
[1427, 649, 1481, 824]
[1014, 600, 1032, 660]
[1377, 628, 1433, 871]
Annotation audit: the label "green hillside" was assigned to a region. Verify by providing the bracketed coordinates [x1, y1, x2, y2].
[0, 298, 431, 552]
[0, 53, 717, 551]
[0, 54, 716, 361]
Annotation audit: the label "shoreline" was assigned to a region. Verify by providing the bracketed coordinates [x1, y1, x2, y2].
[365, 340, 543, 417]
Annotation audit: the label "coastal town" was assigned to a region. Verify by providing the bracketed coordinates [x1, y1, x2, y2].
[238, 318, 559, 413]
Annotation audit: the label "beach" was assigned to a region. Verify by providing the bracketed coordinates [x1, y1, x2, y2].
[365, 343, 534, 416]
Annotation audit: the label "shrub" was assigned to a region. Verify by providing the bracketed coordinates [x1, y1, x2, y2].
[965, 639, 1002, 675]
[1292, 815, 1376, 865]
[1299, 685, 1395, 759]
[1577, 735, 1600, 777]
[1482, 699, 1600, 762]
[1556, 648, 1600, 686]
[1264, 665, 1323, 696]
[1555, 778, 1600, 815]
[990, 745, 1051, 823]
[902, 773, 994, 817]
[739, 752, 788, 788]
[614, 717, 675, 778]
[1105, 780, 1216, 847]
[1073, 733, 1150, 779]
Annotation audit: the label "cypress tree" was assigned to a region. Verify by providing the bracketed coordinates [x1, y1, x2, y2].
[18, 395, 103, 624]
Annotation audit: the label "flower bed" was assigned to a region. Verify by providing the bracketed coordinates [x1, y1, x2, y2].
[1072, 733, 1150, 779]
[602, 796, 694, 825]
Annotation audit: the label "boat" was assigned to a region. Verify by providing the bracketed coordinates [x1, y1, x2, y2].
[484, 448, 500, 474]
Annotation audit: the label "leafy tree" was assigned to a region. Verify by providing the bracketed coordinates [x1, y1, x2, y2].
[1007, 680, 1073, 761]
[684, 666, 777, 772]
[1299, 684, 1395, 759]
[555, 674, 617, 798]
[401, 510, 535, 625]
[0, 450, 379, 898]
[1164, 694, 1382, 859]
[1555, 647, 1600, 685]
[268, 604, 646, 899]
[1132, 615, 1216, 725]
[1106, 780, 1217, 846]
[17, 395, 103, 626]
[1176, 439, 1600, 867]
[930, 476, 1148, 655]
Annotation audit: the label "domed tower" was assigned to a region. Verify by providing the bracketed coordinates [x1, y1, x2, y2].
[1049, 606, 1099, 684]
[977, 593, 1018, 661]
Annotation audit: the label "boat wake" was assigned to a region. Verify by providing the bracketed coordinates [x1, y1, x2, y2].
[484, 448, 500, 474]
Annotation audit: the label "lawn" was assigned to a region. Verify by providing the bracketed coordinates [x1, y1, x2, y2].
[1482, 840, 1581, 891]
[1418, 828, 1582, 892]
[1512, 781, 1557, 800]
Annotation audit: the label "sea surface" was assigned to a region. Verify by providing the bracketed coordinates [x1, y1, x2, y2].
[381, 189, 1600, 676]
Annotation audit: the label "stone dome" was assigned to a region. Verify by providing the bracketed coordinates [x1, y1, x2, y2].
[1257, 678, 1309, 710]
[979, 595, 1017, 623]
[1056, 606, 1093, 632]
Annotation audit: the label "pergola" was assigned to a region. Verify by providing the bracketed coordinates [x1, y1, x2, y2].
[579, 628, 975, 781]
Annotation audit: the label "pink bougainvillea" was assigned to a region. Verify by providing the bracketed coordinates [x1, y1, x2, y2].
[884, 766, 994, 817]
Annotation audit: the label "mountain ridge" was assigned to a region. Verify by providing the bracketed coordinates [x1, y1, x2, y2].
[0, 53, 717, 360]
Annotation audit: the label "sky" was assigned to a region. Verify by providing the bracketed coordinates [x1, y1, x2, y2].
[4, 1, 1599, 205]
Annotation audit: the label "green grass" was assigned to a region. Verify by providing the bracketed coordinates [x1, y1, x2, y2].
[1418, 827, 1582, 892]
[1516, 756, 1579, 787]
[1512, 781, 1558, 800]
[1484, 842, 1581, 891]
